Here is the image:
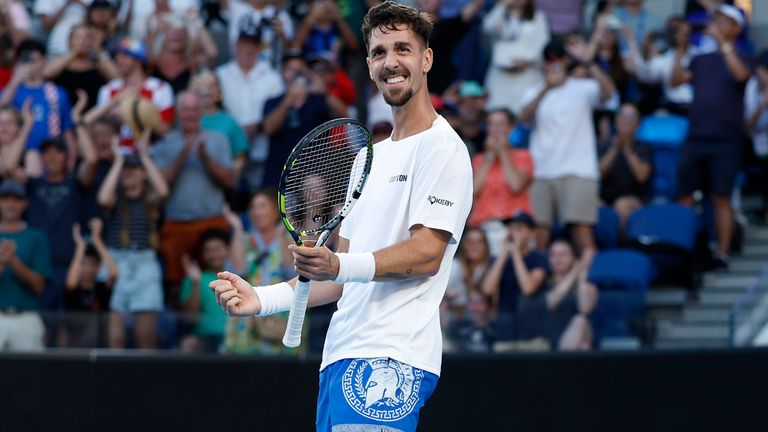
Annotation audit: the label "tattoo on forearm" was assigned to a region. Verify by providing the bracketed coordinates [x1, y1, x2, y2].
[380, 267, 415, 281]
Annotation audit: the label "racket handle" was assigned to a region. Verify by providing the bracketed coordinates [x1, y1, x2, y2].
[282, 277, 310, 348]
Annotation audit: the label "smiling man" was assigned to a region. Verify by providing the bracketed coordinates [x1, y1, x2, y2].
[209, 2, 473, 431]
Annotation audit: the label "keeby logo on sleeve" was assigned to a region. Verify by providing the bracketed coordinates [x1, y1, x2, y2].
[427, 195, 454, 207]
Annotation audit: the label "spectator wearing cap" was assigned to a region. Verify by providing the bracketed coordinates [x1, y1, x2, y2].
[223, 0, 295, 69]
[0, 179, 52, 352]
[744, 49, 768, 221]
[597, 102, 652, 229]
[97, 130, 168, 349]
[291, 0, 359, 65]
[470, 109, 533, 257]
[96, 37, 175, 149]
[152, 91, 234, 300]
[672, 4, 753, 269]
[0, 39, 78, 170]
[445, 80, 487, 154]
[483, 0, 550, 115]
[216, 21, 284, 192]
[481, 211, 548, 341]
[33, 0, 97, 57]
[44, 24, 119, 113]
[261, 54, 331, 188]
[520, 40, 615, 260]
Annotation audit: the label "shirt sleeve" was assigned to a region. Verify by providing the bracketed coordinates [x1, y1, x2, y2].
[407, 132, 473, 241]
[96, 84, 110, 107]
[510, 149, 533, 177]
[582, 78, 601, 108]
[153, 81, 175, 123]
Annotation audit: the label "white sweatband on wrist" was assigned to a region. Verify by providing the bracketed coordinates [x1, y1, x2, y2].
[253, 282, 294, 317]
[333, 252, 376, 284]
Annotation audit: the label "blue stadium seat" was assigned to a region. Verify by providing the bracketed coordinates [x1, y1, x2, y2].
[636, 114, 689, 202]
[588, 250, 652, 340]
[624, 204, 699, 288]
[595, 206, 620, 250]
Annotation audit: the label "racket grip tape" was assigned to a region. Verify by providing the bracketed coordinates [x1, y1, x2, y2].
[282, 279, 310, 348]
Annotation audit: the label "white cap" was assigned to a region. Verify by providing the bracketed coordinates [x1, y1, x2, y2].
[716, 5, 745, 29]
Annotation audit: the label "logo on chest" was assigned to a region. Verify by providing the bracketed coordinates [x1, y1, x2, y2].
[388, 174, 408, 183]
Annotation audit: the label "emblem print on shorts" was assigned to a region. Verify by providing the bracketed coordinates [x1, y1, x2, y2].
[342, 358, 424, 422]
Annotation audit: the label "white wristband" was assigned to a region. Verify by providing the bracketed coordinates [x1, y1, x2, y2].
[333, 252, 376, 284]
[253, 282, 294, 316]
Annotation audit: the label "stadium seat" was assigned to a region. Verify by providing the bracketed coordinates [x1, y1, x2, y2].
[636, 114, 689, 202]
[595, 206, 620, 250]
[588, 250, 653, 341]
[624, 204, 699, 288]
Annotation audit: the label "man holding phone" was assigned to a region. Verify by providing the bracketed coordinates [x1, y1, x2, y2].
[520, 40, 615, 260]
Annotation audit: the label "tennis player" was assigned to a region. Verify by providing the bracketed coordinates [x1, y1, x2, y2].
[210, 2, 472, 430]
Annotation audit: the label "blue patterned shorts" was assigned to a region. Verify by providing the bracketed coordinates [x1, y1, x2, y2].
[316, 358, 438, 432]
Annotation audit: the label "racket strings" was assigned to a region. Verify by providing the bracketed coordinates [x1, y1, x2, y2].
[283, 124, 370, 233]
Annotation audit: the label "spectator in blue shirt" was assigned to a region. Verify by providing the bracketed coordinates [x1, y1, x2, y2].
[0, 179, 52, 352]
[0, 39, 75, 173]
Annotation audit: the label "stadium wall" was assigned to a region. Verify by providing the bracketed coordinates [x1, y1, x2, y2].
[0, 349, 766, 431]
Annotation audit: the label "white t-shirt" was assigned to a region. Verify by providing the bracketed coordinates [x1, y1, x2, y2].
[34, 0, 92, 57]
[215, 60, 284, 127]
[634, 49, 693, 105]
[322, 116, 473, 377]
[521, 78, 601, 180]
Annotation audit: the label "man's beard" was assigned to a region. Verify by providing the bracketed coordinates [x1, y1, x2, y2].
[383, 88, 414, 107]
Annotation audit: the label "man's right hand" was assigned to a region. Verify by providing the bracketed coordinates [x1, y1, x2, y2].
[209, 271, 262, 316]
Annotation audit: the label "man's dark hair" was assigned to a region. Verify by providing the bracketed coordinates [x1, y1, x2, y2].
[15, 38, 46, 59]
[362, 1, 434, 52]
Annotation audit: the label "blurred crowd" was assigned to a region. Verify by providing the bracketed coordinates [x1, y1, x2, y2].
[0, 0, 766, 355]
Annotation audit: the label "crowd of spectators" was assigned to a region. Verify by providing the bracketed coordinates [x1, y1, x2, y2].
[0, 0, 765, 355]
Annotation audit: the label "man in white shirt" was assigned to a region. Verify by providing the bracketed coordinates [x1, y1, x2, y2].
[520, 40, 615, 260]
[215, 19, 284, 190]
[210, 2, 473, 431]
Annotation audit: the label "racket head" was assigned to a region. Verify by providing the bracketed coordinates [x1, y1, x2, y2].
[277, 118, 373, 246]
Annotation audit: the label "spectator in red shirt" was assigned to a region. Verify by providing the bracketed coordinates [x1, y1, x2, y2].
[470, 109, 533, 256]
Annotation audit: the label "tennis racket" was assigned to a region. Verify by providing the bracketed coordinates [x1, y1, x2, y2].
[278, 118, 373, 348]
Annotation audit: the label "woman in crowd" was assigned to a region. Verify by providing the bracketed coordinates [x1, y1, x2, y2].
[224, 188, 300, 355]
[544, 238, 598, 351]
[483, 0, 550, 114]
[97, 131, 168, 349]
